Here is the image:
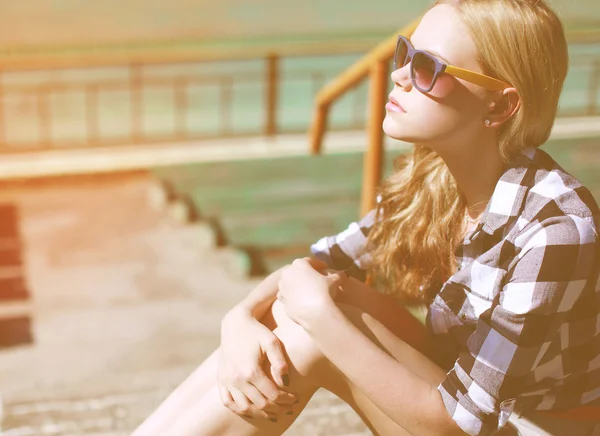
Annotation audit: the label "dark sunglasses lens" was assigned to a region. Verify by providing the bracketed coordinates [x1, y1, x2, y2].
[394, 39, 409, 70]
[412, 52, 437, 91]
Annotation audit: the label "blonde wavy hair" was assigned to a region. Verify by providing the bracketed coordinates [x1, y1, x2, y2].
[367, 0, 569, 305]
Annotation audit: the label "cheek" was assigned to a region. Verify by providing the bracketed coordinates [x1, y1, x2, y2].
[428, 75, 456, 98]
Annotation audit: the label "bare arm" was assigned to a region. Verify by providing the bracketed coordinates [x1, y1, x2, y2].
[306, 298, 465, 436]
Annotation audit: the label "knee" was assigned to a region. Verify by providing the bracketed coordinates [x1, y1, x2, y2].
[268, 301, 376, 382]
[269, 300, 328, 381]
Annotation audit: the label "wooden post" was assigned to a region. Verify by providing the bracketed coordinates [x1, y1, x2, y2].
[310, 104, 329, 155]
[265, 54, 279, 136]
[361, 60, 388, 216]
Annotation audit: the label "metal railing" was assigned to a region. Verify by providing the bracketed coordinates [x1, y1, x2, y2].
[0, 29, 599, 163]
[0, 40, 379, 153]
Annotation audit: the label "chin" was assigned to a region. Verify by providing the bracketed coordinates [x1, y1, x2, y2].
[382, 116, 415, 142]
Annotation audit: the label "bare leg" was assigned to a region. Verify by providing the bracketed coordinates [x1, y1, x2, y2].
[142, 294, 337, 435]
[131, 348, 221, 436]
[134, 278, 442, 436]
[132, 308, 284, 436]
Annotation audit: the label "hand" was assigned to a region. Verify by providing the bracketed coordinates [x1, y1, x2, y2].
[218, 308, 298, 421]
[277, 257, 347, 329]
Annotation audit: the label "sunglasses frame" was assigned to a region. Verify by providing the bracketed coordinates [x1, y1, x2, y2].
[393, 35, 510, 93]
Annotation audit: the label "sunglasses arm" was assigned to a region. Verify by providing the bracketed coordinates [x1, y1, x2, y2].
[444, 65, 509, 91]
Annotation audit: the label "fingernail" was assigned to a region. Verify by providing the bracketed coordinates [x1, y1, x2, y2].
[269, 418, 278, 423]
[282, 374, 289, 387]
[286, 411, 293, 415]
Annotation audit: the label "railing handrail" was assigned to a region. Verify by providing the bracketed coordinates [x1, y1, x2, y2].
[313, 18, 422, 106]
[309, 16, 421, 156]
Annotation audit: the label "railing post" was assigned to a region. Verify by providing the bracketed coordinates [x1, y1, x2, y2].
[86, 84, 99, 145]
[220, 76, 233, 135]
[265, 54, 279, 136]
[310, 103, 329, 155]
[588, 61, 599, 116]
[130, 64, 143, 143]
[37, 85, 52, 149]
[361, 60, 388, 216]
[174, 78, 188, 140]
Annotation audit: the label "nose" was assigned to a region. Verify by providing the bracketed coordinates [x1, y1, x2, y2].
[390, 62, 412, 91]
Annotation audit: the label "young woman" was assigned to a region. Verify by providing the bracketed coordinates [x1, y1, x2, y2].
[133, 0, 600, 434]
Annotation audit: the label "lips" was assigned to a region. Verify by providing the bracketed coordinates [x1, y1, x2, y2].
[387, 95, 405, 112]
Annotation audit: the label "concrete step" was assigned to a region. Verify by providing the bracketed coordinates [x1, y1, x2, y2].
[0, 171, 369, 435]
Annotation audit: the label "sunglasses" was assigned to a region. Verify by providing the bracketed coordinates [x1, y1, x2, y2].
[393, 35, 510, 93]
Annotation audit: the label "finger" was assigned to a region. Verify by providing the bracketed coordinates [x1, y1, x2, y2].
[229, 386, 271, 420]
[296, 256, 334, 275]
[262, 336, 289, 387]
[245, 380, 294, 416]
[254, 374, 298, 407]
[217, 382, 236, 411]
[236, 385, 281, 422]
[291, 257, 321, 272]
[307, 256, 329, 271]
[253, 364, 298, 406]
[325, 269, 348, 285]
[245, 363, 286, 402]
[242, 383, 281, 414]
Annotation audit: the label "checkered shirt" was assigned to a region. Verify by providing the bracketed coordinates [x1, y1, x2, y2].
[310, 147, 600, 435]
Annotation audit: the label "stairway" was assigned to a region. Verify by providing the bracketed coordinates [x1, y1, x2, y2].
[153, 137, 600, 279]
[152, 150, 402, 275]
[0, 171, 370, 436]
[0, 203, 33, 349]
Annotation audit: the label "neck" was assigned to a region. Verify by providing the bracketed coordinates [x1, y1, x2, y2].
[429, 137, 505, 219]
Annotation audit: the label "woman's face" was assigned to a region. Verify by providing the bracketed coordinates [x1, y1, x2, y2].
[383, 3, 491, 152]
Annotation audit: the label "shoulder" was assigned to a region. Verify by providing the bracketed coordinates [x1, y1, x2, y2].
[518, 147, 599, 236]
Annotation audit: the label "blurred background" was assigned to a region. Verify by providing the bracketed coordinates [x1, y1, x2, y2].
[0, 1, 599, 434]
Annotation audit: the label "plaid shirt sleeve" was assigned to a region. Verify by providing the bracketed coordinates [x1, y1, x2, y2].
[438, 214, 599, 435]
[310, 209, 376, 281]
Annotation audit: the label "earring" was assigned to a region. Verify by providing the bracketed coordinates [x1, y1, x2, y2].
[485, 119, 491, 126]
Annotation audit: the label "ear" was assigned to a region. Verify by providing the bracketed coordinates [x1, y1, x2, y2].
[485, 87, 520, 128]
